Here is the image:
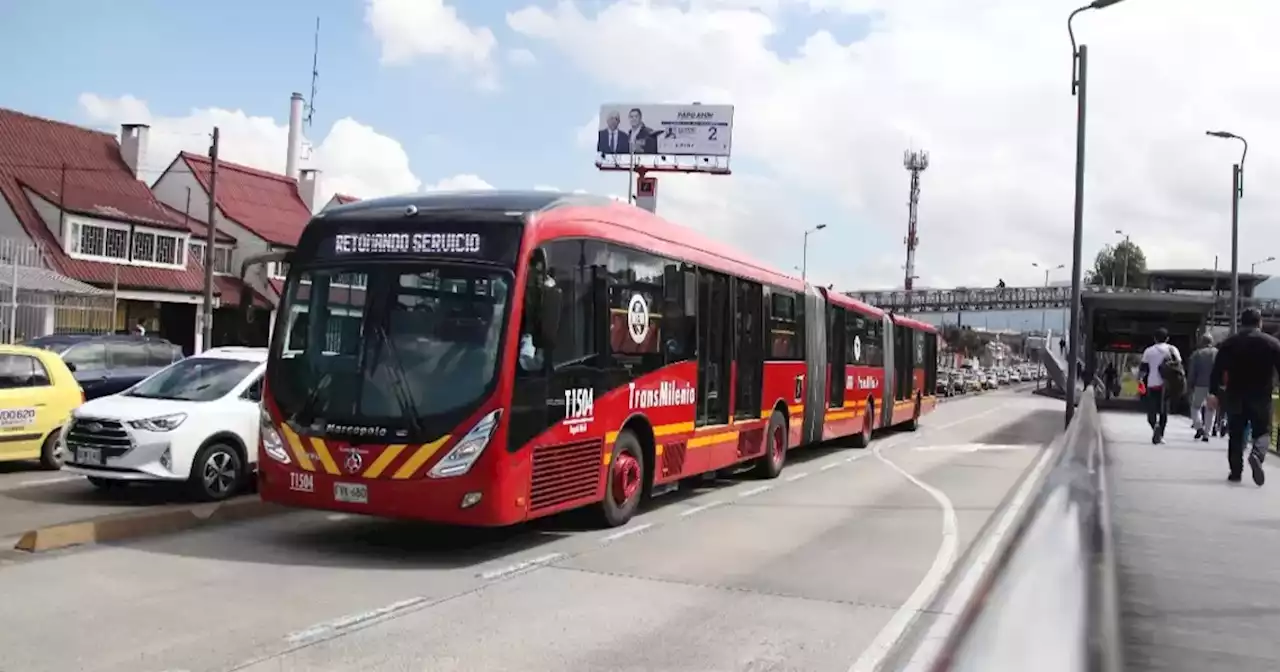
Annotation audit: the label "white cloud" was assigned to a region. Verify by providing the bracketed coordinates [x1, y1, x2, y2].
[366, 0, 499, 89]
[78, 93, 488, 207]
[507, 48, 537, 67]
[508, 0, 1280, 289]
[425, 174, 496, 191]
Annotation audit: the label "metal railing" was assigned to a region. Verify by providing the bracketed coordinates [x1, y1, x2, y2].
[0, 237, 117, 344]
[896, 390, 1122, 672]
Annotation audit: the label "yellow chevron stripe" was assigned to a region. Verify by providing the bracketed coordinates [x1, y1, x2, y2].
[362, 444, 407, 479]
[391, 435, 452, 480]
[279, 423, 316, 472]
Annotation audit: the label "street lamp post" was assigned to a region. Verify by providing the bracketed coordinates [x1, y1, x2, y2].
[1033, 262, 1065, 334]
[801, 224, 827, 284]
[1113, 229, 1131, 287]
[1066, 0, 1127, 426]
[1206, 130, 1248, 333]
[1252, 256, 1275, 275]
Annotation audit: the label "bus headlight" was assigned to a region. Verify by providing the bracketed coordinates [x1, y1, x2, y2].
[260, 407, 291, 464]
[429, 409, 501, 478]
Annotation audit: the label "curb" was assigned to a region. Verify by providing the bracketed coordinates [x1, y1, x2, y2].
[13, 497, 285, 554]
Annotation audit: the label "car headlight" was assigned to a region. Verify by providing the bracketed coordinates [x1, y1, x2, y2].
[128, 413, 187, 432]
[429, 409, 501, 478]
[260, 407, 291, 464]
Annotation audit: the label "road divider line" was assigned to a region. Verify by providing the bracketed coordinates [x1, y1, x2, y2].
[12, 497, 283, 553]
[680, 501, 726, 517]
[479, 552, 564, 580]
[738, 485, 773, 499]
[844, 454, 870, 464]
[900, 444, 1057, 672]
[849, 440, 961, 672]
[785, 472, 810, 482]
[13, 475, 82, 488]
[285, 597, 428, 644]
[820, 462, 843, 472]
[602, 522, 653, 542]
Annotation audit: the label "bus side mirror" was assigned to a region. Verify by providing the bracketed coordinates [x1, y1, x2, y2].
[535, 285, 562, 350]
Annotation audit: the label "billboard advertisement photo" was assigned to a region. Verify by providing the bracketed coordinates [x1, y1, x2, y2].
[596, 103, 734, 160]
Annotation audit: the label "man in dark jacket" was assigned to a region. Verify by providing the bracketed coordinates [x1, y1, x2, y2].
[1209, 308, 1280, 485]
[1186, 333, 1218, 441]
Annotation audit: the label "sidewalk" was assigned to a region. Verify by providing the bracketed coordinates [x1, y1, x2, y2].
[1104, 410, 1280, 671]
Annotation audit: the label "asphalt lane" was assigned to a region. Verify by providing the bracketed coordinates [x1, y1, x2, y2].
[0, 389, 1060, 672]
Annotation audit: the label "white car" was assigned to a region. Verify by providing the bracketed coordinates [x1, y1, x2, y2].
[61, 347, 266, 501]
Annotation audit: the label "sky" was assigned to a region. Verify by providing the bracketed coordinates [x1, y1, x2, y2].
[2, 0, 1279, 306]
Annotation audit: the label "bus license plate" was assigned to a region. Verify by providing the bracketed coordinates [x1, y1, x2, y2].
[334, 482, 368, 504]
[76, 448, 102, 465]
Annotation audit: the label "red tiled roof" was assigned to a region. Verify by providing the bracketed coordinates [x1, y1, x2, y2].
[215, 274, 272, 309]
[180, 152, 310, 247]
[157, 201, 237, 243]
[0, 108, 215, 292]
[334, 193, 359, 204]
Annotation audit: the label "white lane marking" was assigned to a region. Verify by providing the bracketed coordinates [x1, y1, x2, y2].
[680, 500, 726, 517]
[913, 444, 1029, 453]
[900, 444, 1058, 672]
[820, 461, 843, 472]
[602, 522, 653, 542]
[12, 475, 81, 488]
[785, 472, 810, 482]
[844, 403, 1011, 672]
[738, 485, 773, 498]
[844, 453, 870, 464]
[326, 514, 351, 522]
[480, 552, 564, 580]
[285, 597, 428, 644]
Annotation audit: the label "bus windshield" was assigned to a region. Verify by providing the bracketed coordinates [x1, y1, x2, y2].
[268, 263, 513, 439]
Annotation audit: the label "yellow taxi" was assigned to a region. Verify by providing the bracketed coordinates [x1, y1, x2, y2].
[0, 344, 83, 469]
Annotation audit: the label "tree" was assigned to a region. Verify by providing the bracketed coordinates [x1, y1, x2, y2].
[1086, 238, 1147, 288]
[941, 324, 992, 358]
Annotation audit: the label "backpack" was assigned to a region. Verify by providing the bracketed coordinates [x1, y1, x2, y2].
[1159, 351, 1186, 398]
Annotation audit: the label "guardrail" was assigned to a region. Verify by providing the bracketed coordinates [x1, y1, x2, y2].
[899, 390, 1122, 672]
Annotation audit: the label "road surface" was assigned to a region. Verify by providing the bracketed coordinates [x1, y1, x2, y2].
[0, 389, 1060, 672]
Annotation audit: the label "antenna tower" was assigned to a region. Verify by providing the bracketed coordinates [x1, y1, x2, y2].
[903, 149, 929, 292]
[306, 17, 320, 130]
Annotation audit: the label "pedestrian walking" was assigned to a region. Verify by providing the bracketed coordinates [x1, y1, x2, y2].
[1209, 308, 1280, 486]
[1186, 333, 1219, 441]
[1139, 327, 1184, 444]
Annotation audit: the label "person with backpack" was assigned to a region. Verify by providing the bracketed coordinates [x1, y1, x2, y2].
[1208, 308, 1280, 486]
[1139, 327, 1183, 444]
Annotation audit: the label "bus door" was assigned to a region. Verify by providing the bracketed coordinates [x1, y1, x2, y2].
[895, 325, 911, 402]
[732, 278, 764, 422]
[696, 270, 732, 427]
[827, 305, 846, 410]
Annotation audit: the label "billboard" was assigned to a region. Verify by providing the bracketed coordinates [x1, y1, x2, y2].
[596, 104, 734, 160]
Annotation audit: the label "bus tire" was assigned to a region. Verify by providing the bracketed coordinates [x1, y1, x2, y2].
[598, 430, 646, 528]
[752, 411, 788, 479]
[905, 395, 922, 432]
[852, 400, 874, 449]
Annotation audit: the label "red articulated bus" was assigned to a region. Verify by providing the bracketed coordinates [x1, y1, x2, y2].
[243, 191, 939, 528]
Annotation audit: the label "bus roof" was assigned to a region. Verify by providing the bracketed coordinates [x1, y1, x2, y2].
[822, 288, 885, 319]
[316, 190, 807, 293]
[891, 314, 938, 333]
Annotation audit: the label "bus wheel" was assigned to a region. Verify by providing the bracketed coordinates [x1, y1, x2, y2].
[752, 411, 788, 479]
[598, 430, 646, 527]
[852, 402, 874, 449]
[905, 396, 922, 432]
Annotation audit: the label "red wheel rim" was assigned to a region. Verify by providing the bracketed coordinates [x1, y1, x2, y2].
[772, 425, 786, 463]
[612, 452, 641, 505]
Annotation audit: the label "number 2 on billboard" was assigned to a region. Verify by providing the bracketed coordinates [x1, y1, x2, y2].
[708, 127, 718, 141]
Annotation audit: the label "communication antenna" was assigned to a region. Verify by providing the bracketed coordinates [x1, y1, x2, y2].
[306, 16, 320, 131]
[903, 149, 930, 292]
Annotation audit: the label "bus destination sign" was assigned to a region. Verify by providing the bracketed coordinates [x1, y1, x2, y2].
[331, 232, 483, 256]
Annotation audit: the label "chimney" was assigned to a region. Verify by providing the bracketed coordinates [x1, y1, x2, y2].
[285, 92, 304, 180]
[119, 124, 150, 180]
[299, 168, 322, 213]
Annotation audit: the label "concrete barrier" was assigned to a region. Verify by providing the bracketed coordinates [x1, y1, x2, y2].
[13, 497, 284, 553]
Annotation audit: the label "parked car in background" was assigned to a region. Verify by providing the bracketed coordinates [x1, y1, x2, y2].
[61, 347, 266, 501]
[25, 333, 183, 400]
[0, 344, 83, 469]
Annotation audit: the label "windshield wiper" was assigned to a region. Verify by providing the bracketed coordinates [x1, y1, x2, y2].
[369, 323, 425, 438]
[291, 370, 334, 427]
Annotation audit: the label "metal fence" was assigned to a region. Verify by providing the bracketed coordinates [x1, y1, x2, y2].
[0, 237, 116, 344]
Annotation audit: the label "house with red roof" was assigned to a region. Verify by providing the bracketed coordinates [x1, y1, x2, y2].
[320, 193, 360, 211]
[0, 108, 240, 353]
[150, 152, 323, 346]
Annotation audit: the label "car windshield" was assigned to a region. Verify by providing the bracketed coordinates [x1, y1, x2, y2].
[127, 357, 259, 401]
[268, 263, 512, 438]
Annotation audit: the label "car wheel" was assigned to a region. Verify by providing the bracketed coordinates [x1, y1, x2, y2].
[187, 443, 245, 502]
[39, 429, 64, 470]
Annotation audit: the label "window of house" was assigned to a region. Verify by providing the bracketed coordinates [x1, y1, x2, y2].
[271, 261, 291, 279]
[69, 221, 129, 261]
[131, 230, 182, 266]
[190, 242, 234, 274]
